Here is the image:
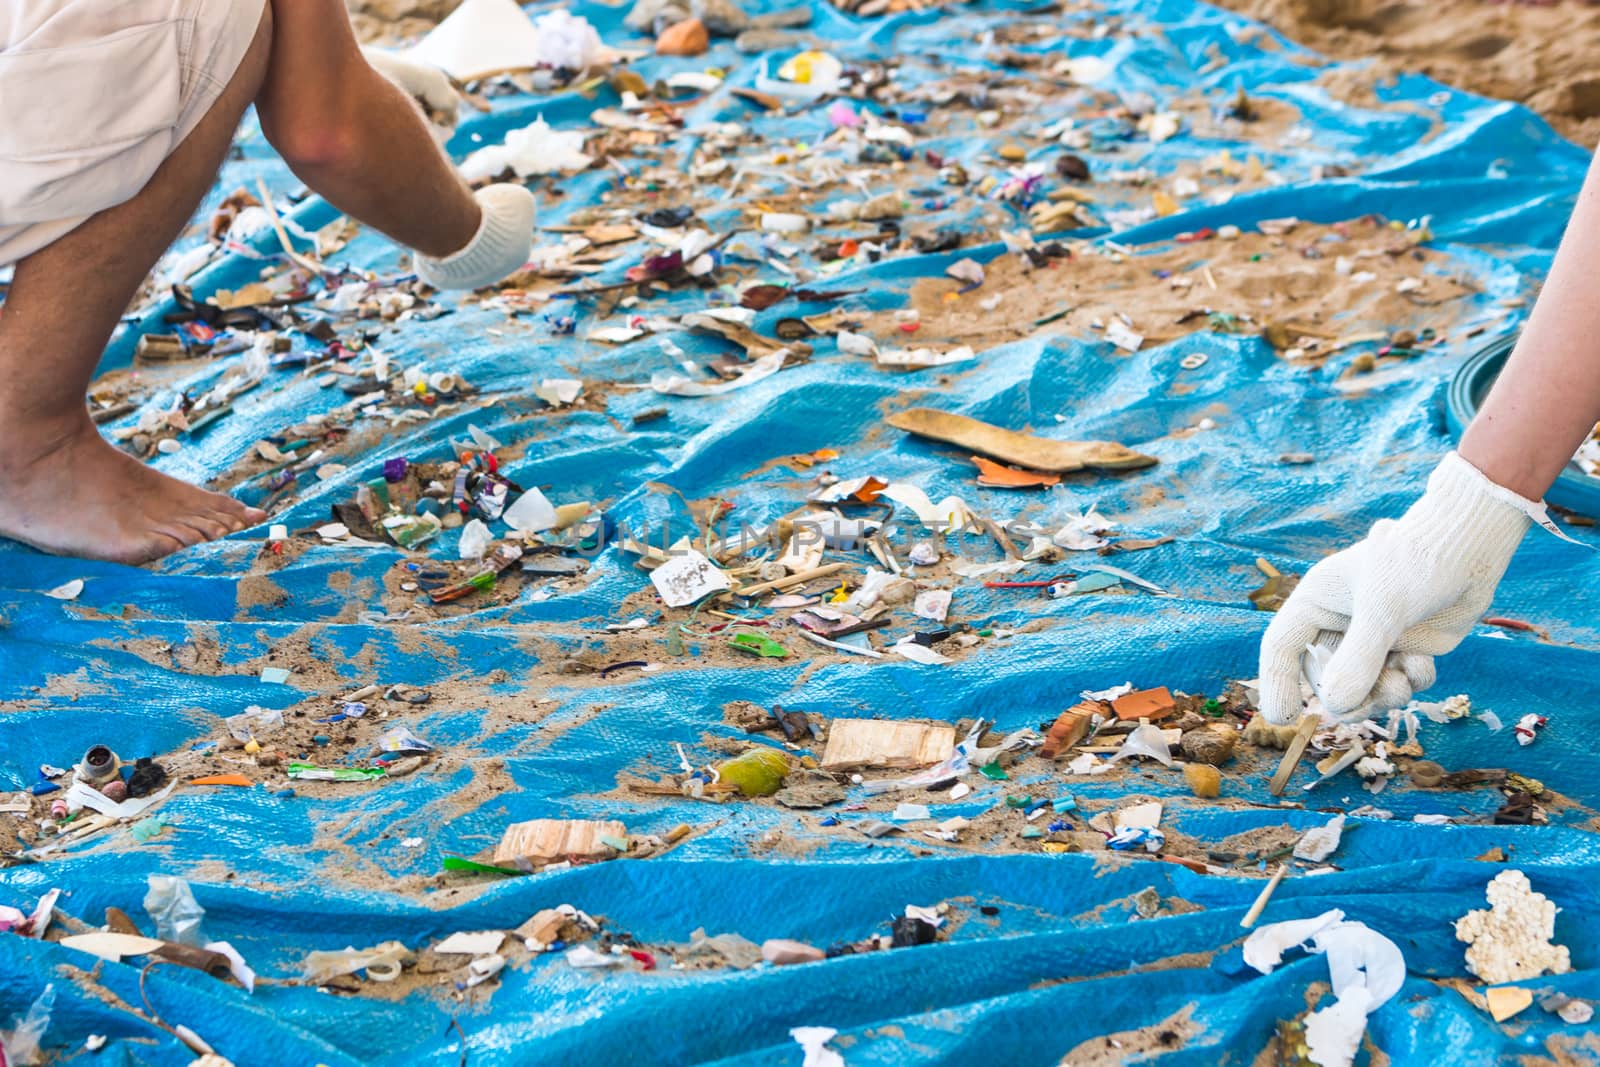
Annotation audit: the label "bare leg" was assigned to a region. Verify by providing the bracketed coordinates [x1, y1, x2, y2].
[257, 0, 480, 258]
[0, 9, 272, 565]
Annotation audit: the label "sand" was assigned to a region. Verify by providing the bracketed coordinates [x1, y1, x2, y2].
[1209, 0, 1600, 147]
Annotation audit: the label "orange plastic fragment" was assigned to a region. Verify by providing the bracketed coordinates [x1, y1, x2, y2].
[969, 456, 1061, 488]
[188, 774, 254, 787]
[850, 476, 889, 503]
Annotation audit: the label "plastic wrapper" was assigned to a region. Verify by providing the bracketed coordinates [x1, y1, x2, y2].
[144, 875, 207, 947]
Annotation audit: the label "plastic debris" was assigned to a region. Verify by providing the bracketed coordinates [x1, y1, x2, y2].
[1454, 870, 1571, 984]
[144, 875, 207, 946]
[1293, 814, 1346, 863]
[790, 1026, 845, 1067]
[1244, 910, 1405, 1067]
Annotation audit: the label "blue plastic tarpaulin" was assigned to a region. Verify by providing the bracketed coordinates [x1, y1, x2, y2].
[2, 0, 1598, 1064]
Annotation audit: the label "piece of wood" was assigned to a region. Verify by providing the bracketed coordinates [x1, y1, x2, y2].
[492, 819, 628, 870]
[59, 932, 164, 962]
[733, 562, 849, 599]
[1268, 715, 1321, 796]
[819, 719, 956, 771]
[886, 408, 1157, 473]
[1239, 863, 1287, 928]
[1111, 686, 1176, 722]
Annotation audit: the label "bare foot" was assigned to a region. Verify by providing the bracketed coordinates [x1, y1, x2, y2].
[0, 415, 267, 565]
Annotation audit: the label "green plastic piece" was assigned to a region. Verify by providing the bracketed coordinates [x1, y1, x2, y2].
[286, 762, 387, 782]
[468, 572, 496, 591]
[1051, 795, 1077, 812]
[442, 856, 525, 877]
[977, 628, 993, 637]
[1020, 826, 1044, 839]
[729, 632, 789, 658]
[600, 834, 630, 852]
[1202, 698, 1222, 716]
[715, 748, 791, 796]
[1004, 795, 1029, 809]
[130, 816, 168, 842]
[979, 760, 1008, 781]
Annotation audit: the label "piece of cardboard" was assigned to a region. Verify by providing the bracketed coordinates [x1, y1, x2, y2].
[492, 819, 627, 869]
[819, 719, 955, 771]
[886, 407, 1157, 473]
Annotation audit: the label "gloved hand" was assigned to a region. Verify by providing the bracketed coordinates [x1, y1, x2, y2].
[1257, 452, 1534, 724]
[360, 47, 460, 124]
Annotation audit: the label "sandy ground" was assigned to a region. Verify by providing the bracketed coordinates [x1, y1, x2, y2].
[350, 0, 1600, 147]
[1208, 0, 1600, 147]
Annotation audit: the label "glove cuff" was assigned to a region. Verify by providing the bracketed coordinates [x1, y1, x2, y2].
[1407, 451, 1532, 567]
[415, 184, 534, 291]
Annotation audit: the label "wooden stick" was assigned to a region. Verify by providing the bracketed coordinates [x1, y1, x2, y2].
[1240, 863, 1287, 928]
[731, 562, 848, 599]
[1269, 715, 1321, 796]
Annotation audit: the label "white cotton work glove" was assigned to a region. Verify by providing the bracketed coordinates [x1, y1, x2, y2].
[360, 47, 461, 124]
[1257, 452, 1539, 725]
[415, 184, 535, 290]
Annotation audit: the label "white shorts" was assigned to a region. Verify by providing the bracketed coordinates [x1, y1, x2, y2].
[0, 0, 267, 268]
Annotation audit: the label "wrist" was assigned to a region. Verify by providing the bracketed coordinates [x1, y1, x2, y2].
[1405, 452, 1532, 559]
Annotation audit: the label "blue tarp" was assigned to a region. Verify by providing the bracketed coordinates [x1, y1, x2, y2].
[2, 0, 1598, 1063]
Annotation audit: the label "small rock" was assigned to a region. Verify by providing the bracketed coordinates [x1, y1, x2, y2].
[1055, 153, 1090, 181]
[761, 938, 824, 965]
[998, 143, 1027, 162]
[1179, 726, 1236, 766]
[656, 16, 709, 55]
[256, 752, 280, 768]
[693, 0, 748, 37]
[735, 28, 811, 53]
[1183, 763, 1221, 798]
[748, 5, 812, 29]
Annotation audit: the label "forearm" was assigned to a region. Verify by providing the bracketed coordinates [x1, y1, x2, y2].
[1459, 148, 1600, 500]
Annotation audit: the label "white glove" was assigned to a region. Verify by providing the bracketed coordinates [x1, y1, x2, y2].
[361, 47, 460, 123]
[1257, 452, 1534, 724]
[415, 184, 535, 290]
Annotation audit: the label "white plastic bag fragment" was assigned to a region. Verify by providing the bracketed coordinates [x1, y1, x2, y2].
[879, 483, 973, 529]
[529, 10, 602, 70]
[566, 944, 623, 968]
[890, 639, 951, 666]
[790, 1026, 846, 1067]
[461, 116, 592, 182]
[503, 488, 558, 533]
[144, 875, 207, 946]
[407, 0, 583, 80]
[0, 983, 54, 1066]
[534, 378, 583, 406]
[44, 580, 83, 600]
[458, 518, 492, 561]
[652, 351, 787, 397]
[1244, 910, 1405, 1067]
[836, 330, 878, 357]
